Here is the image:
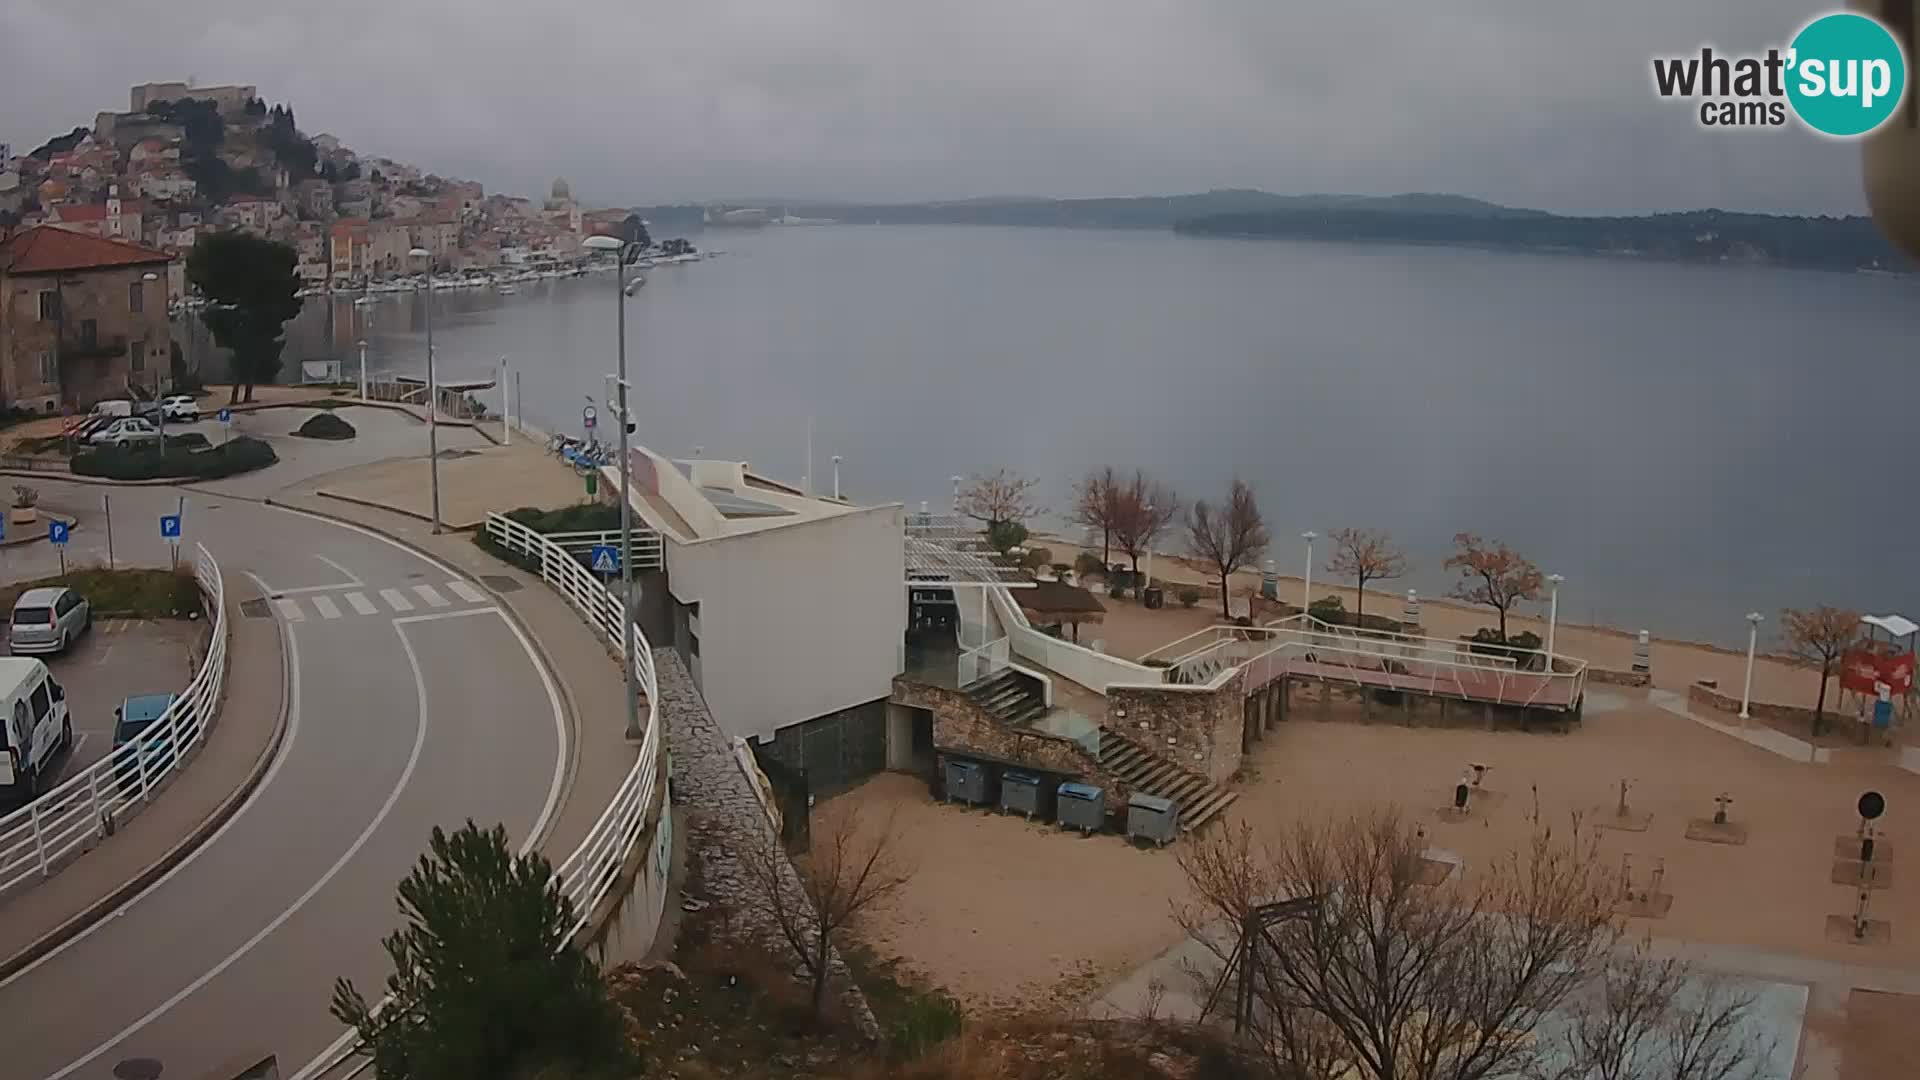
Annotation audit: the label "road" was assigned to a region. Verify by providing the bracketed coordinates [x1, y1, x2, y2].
[0, 480, 567, 1080]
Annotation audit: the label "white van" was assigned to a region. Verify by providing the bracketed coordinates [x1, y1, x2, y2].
[89, 399, 133, 419]
[0, 657, 71, 803]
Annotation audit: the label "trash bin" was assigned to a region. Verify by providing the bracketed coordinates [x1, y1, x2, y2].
[1000, 770, 1044, 818]
[1057, 782, 1105, 833]
[1144, 587, 1165, 610]
[1127, 793, 1181, 846]
[945, 759, 989, 807]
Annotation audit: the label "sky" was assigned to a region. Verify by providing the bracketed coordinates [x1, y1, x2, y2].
[0, 0, 1879, 215]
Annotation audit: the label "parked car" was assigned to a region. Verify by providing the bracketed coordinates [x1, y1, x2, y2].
[9, 587, 91, 655]
[113, 692, 178, 790]
[88, 417, 162, 446]
[160, 395, 200, 422]
[89, 399, 133, 419]
[0, 658, 71, 804]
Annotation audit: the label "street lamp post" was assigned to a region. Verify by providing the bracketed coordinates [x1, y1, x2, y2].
[831, 454, 842, 500]
[1740, 612, 1764, 720]
[499, 355, 510, 445]
[408, 249, 442, 532]
[141, 272, 166, 446]
[1301, 531, 1318, 615]
[1545, 573, 1565, 665]
[354, 292, 374, 402]
[583, 233, 647, 742]
[1143, 503, 1155, 591]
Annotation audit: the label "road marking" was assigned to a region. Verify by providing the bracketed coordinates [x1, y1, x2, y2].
[344, 591, 378, 616]
[266, 583, 364, 596]
[314, 554, 362, 584]
[446, 579, 487, 604]
[273, 598, 305, 622]
[392, 606, 500, 625]
[1, 571, 303, 989]
[310, 595, 341, 620]
[379, 588, 414, 612]
[47, 613, 430, 1080]
[93, 645, 114, 666]
[296, 604, 568, 1080]
[412, 583, 450, 608]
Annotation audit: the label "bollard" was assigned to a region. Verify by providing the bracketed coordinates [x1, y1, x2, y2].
[1403, 589, 1420, 629]
[1632, 630, 1651, 675]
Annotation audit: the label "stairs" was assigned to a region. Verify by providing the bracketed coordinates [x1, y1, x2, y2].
[1097, 728, 1239, 832]
[965, 669, 1049, 728]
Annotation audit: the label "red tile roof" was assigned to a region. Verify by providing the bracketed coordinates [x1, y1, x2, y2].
[0, 226, 172, 275]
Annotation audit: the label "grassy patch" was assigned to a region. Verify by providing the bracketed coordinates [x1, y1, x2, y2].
[470, 503, 620, 574]
[71, 436, 277, 481]
[0, 567, 201, 618]
[839, 941, 966, 1061]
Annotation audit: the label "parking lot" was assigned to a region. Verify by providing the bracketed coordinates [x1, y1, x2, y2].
[30, 617, 203, 786]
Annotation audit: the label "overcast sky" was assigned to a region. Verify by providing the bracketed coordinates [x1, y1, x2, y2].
[0, 0, 1875, 215]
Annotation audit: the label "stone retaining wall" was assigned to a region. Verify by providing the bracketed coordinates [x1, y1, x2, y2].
[1589, 668, 1651, 688]
[661, 649, 879, 1039]
[891, 678, 1130, 799]
[1687, 680, 1819, 727]
[1107, 667, 1247, 784]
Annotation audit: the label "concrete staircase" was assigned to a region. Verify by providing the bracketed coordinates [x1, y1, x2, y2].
[965, 669, 1049, 728]
[1097, 728, 1239, 832]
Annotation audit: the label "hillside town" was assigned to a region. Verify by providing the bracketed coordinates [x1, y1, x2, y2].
[0, 80, 633, 297]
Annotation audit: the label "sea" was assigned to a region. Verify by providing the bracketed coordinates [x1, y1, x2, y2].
[267, 224, 1920, 645]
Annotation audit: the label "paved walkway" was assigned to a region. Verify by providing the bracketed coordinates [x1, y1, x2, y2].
[0, 573, 285, 977]
[310, 434, 587, 530]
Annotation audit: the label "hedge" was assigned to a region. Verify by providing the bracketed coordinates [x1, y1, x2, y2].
[72, 436, 279, 481]
[295, 412, 357, 440]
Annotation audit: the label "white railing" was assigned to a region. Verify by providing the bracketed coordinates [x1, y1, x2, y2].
[989, 585, 1160, 695]
[958, 636, 1010, 687]
[483, 512, 662, 938]
[541, 529, 664, 571]
[0, 544, 228, 897]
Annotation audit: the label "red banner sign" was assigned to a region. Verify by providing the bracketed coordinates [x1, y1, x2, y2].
[1842, 648, 1916, 696]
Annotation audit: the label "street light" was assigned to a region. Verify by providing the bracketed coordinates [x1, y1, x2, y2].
[831, 454, 842, 500]
[408, 248, 442, 533]
[582, 232, 647, 743]
[141, 272, 167, 445]
[1545, 573, 1565, 665]
[1300, 531, 1318, 615]
[1143, 503, 1155, 591]
[1740, 612, 1765, 720]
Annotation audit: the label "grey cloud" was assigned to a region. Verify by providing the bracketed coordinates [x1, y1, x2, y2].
[0, 0, 1872, 213]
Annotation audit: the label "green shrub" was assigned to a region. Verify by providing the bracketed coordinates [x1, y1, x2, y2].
[1021, 545, 1052, 571]
[71, 436, 277, 481]
[505, 503, 622, 533]
[886, 989, 965, 1059]
[294, 411, 357, 440]
[1178, 587, 1201, 608]
[1307, 594, 1347, 623]
[1108, 583, 1127, 599]
[1074, 552, 1104, 580]
[0, 567, 201, 619]
[986, 519, 1028, 555]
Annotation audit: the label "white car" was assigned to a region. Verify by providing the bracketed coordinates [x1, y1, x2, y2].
[88, 417, 162, 446]
[160, 395, 200, 422]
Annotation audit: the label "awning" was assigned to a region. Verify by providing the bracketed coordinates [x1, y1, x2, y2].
[1862, 614, 1919, 638]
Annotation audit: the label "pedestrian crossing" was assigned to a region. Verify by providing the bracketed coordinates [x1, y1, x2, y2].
[271, 581, 492, 622]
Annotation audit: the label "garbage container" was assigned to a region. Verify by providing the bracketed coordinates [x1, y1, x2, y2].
[1127, 793, 1181, 846]
[1000, 770, 1044, 818]
[1143, 587, 1165, 610]
[945, 759, 989, 807]
[1057, 782, 1105, 833]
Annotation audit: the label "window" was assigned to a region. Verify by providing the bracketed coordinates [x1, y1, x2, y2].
[78, 319, 97, 348]
[130, 342, 145, 372]
[29, 681, 51, 722]
[128, 281, 144, 313]
[37, 352, 55, 385]
[54, 592, 75, 615]
[37, 291, 59, 321]
[9, 701, 26, 749]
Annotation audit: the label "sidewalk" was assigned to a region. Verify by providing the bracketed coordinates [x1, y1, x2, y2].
[309, 436, 585, 531]
[265, 483, 637, 871]
[0, 575, 287, 978]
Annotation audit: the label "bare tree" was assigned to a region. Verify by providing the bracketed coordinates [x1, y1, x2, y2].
[1326, 528, 1408, 629]
[1070, 466, 1123, 566]
[1174, 811, 1765, 1080]
[1778, 605, 1861, 737]
[956, 468, 1040, 529]
[1445, 532, 1544, 641]
[739, 803, 914, 1018]
[1187, 478, 1269, 620]
[1111, 469, 1181, 584]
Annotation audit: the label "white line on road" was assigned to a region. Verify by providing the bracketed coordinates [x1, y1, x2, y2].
[265, 583, 365, 596]
[412, 583, 450, 608]
[446, 579, 487, 604]
[391, 606, 500, 625]
[313, 554, 362, 584]
[343, 592, 378, 616]
[379, 588, 414, 612]
[311, 595, 342, 620]
[47, 612, 431, 1080]
[273, 598, 305, 622]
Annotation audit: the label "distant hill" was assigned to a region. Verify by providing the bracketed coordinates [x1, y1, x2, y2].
[1173, 207, 1909, 273]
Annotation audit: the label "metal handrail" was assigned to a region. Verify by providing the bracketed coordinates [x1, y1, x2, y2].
[0, 544, 228, 897]
[482, 512, 661, 937]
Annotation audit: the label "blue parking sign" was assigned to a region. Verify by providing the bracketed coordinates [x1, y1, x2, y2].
[48, 520, 69, 545]
[589, 545, 619, 575]
[217, 408, 232, 424]
[160, 514, 182, 540]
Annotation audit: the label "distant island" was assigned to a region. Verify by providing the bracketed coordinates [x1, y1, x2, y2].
[640, 190, 1911, 275]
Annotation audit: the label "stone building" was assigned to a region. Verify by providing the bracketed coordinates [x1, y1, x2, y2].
[0, 227, 172, 411]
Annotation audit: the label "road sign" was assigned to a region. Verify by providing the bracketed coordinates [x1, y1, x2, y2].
[0, 515, 7, 542]
[48, 521, 69, 545]
[160, 514, 182, 540]
[582, 405, 597, 430]
[590, 545, 620, 575]
[217, 408, 232, 424]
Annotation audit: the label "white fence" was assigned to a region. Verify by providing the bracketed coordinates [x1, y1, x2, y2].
[542, 529, 664, 572]
[0, 543, 228, 897]
[483, 512, 662, 938]
[989, 585, 1160, 694]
